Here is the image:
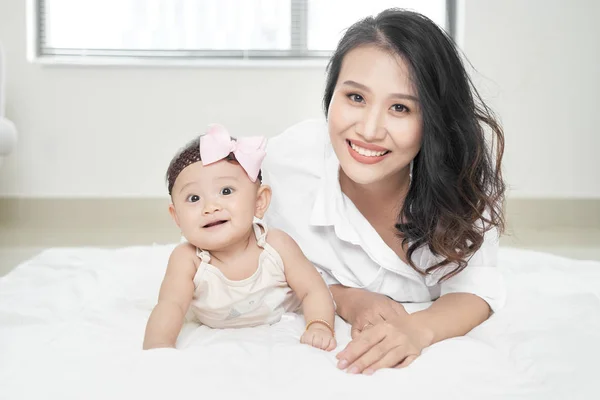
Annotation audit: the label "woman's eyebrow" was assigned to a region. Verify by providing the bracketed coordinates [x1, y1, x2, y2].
[343, 80, 372, 92]
[342, 80, 418, 101]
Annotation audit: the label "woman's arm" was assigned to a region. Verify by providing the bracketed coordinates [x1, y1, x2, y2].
[329, 284, 408, 337]
[143, 244, 196, 350]
[332, 286, 492, 374]
[332, 225, 502, 373]
[409, 292, 490, 344]
[267, 229, 337, 351]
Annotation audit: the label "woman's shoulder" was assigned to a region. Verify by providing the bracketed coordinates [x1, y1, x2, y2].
[264, 119, 329, 175]
[262, 120, 329, 228]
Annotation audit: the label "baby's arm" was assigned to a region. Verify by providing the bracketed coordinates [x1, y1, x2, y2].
[267, 229, 336, 351]
[143, 243, 197, 350]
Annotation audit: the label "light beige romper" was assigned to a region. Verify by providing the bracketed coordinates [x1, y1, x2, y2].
[188, 222, 301, 328]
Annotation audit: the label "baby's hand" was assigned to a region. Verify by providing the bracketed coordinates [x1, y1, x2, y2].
[301, 323, 337, 351]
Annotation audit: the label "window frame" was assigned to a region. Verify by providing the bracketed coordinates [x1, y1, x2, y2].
[26, 0, 457, 68]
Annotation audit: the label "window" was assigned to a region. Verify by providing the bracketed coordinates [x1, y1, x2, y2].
[31, 0, 454, 65]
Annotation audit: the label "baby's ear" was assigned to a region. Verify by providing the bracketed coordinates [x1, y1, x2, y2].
[168, 203, 181, 227]
[254, 184, 272, 219]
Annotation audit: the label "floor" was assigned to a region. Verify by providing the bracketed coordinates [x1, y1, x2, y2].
[1, 226, 599, 277]
[0, 225, 177, 275]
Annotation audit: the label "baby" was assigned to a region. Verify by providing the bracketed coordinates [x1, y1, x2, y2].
[143, 124, 336, 351]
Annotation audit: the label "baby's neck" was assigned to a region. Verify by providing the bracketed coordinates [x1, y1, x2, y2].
[207, 228, 256, 266]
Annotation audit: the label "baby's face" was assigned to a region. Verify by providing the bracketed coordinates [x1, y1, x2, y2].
[169, 160, 263, 251]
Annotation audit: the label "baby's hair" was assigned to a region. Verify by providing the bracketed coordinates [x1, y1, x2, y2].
[166, 136, 263, 195]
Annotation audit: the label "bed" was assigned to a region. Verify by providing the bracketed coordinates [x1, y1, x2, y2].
[1, 245, 598, 399]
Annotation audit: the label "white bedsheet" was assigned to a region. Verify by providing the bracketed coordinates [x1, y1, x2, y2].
[1, 245, 599, 400]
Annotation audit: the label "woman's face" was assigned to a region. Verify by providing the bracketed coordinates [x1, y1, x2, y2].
[327, 45, 423, 187]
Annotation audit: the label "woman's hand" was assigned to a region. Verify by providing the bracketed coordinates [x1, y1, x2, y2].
[329, 285, 433, 373]
[335, 314, 433, 374]
[330, 286, 408, 338]
[333, 289, 491, 374]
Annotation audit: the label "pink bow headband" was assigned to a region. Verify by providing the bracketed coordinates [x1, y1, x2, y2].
[199, 124, 267, 182]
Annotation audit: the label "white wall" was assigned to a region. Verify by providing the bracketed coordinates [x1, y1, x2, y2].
[0, 0, 326, 198]
[0, 0, 598, 198]
[462, 0, 600, 198]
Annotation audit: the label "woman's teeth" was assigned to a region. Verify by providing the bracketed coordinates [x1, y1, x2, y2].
[349, 142, 388, 157]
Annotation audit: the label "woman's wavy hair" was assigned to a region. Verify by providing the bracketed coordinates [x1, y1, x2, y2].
[323, 9, 505, 282]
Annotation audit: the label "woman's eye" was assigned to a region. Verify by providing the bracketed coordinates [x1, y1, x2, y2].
[220, 187, 234, 196]
[187, 194, 200, 203]
[348, 93, 364, 103]
[391, 104, 409, 113]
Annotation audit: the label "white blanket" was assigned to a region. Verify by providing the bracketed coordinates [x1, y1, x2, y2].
[1, 246, 599, 400]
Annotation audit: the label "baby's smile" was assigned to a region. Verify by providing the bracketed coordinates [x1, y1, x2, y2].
[203, 220, 228, 229]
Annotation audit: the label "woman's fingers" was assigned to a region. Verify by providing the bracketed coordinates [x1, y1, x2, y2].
[344, 341, 399, 374]
[351, 311, 383, 338]
[350, 322, 364, 339]
[336, 326, 385, 369]
[390, 301, 408, 317]
[339, 319, 422, 374]
[351, 320, 375, 339]
[362, 346, 410, 374]
[396, 354, 418, 369]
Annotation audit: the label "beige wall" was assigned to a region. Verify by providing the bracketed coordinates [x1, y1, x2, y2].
[0, 0, 598, 198]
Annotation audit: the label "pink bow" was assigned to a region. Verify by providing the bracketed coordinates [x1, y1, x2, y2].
[199, 124, 267, 182]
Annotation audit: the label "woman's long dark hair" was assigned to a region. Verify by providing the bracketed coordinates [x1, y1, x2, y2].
[323, 9, 505, 282]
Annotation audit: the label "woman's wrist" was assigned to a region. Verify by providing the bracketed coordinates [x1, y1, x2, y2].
[328, 284, 356, 322]
[405, 293, 491, 348]
[405, 311, 436, 349]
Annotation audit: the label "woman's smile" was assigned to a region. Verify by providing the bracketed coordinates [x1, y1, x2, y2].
[347, 139, 390, 164]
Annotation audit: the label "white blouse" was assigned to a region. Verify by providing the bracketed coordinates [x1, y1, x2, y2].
[262, 119, 505, 312]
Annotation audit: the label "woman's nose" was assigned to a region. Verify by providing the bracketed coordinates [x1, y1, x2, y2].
[357, 108, 386, 141]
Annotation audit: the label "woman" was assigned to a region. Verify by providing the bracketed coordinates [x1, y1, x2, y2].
[263, 8, 505, 375]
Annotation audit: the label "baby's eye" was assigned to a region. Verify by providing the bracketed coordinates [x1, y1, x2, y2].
[186, 194, 200, 203]
[220, 187, 234, 196]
